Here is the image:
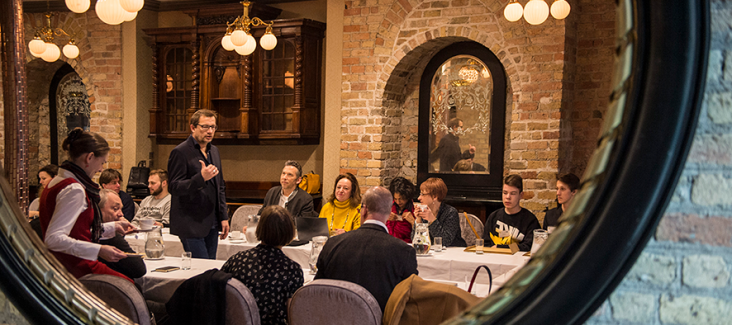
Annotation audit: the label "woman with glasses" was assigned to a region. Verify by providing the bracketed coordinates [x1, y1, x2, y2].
[415, 177, 466, 247]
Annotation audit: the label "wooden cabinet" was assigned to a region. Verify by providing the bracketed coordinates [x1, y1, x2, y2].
[144, 8, 325, 145]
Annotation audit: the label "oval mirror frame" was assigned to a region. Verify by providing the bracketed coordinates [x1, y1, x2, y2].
[0, 0, 710, 324]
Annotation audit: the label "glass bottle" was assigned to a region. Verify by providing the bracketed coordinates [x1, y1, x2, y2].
[308, 236, 328, 274]
[245, 215, 260, 243]
[412, 223, 432, 255]
[144, 226, 165, 259]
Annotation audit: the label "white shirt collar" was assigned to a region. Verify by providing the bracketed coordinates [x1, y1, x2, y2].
[363, 219, 388, 232]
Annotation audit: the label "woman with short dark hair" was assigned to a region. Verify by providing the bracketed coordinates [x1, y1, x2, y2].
[39, 128, 133, 282]
[222, 205, 304, 325]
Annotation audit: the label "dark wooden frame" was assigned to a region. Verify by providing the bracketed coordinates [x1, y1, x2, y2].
[418, 41, 507, 201]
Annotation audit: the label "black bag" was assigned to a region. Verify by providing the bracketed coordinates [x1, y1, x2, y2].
[126, 160, 150, 199]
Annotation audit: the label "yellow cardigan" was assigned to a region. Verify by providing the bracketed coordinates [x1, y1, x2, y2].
[319, 198, 361, 234]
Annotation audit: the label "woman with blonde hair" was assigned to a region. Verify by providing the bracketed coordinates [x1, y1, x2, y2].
[319, 173, 361, 236]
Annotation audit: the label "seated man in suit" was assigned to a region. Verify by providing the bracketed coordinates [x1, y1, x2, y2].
[99, 169, 136, 222]
[258, 160, 316, 218]
[131, 169, 171, 228]
[98, 189, 146, 279]
[315, 186, 418, 311]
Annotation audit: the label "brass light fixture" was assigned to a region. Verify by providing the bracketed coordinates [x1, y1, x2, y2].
[221, 1, 278, 56]
[28, 12, 79, 62]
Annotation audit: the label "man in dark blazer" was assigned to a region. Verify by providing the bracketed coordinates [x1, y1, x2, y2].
[315, 186, 418, 311]
[167, 109, 230, 259]
[257, 160, 316, 218]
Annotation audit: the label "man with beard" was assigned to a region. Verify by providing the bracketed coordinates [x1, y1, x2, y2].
[131, 169, 171, 227]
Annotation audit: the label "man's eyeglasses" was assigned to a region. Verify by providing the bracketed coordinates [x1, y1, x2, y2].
[197, 124, 218, 131]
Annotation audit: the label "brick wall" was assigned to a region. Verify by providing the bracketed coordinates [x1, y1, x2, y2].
[586, 1, 732, 323]
[340, 0, 580, 215]
[20, 12, 124, 173]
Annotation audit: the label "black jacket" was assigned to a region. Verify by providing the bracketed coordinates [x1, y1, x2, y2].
[98, 234, 146, 279]
[168, 135, 228, 238]
[315, 223, 418, 311]
[257, 186, 316, 218]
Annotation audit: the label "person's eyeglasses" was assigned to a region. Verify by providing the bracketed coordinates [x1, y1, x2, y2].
[197, 124, 218, 131]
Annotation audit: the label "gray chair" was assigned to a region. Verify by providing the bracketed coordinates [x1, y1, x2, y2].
[79, 274, 153, 325]
[459, 212, 484, 246]
[231, 204, 263, 232]
[288, 279, 382, 325]
[226, 278, 261, 325]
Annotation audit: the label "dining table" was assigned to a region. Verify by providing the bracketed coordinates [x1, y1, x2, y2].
[137, 256, 506, 306]
[126, 229, 529, 287]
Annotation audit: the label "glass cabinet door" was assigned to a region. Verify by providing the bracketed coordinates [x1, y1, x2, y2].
[260, 39, 296, 132]
[164, 47, 193, 133]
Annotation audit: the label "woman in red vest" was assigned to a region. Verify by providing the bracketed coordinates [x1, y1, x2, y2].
[39, 128, 134, 282]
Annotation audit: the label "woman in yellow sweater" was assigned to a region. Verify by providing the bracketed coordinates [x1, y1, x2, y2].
[319, 173, 361, 236]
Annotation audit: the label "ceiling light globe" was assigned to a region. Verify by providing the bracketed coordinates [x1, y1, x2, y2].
[96, 0, 126, 25]
[551, 0, 571, 20]
[235, 34, 257, 56]
[42, 43, 61, 62]
[122, 8, 138, 21]
[120, 0, 144, 12]
[231, 29, 247, 47]
[524, 0, 550, 25]
[260, 32, 277, 51]
[504, 2, 524, 22]
[63, 43, 80, 59]
[221, 34, 236, 51]
[65, 0, 91, 14]
[29, 38, 47, 57]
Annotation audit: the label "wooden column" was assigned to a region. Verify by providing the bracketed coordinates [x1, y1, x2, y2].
[0, 0, 30, 213]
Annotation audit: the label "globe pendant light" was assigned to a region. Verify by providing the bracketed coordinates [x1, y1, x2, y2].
[65, 0, 90, 13]
[231, 29, 247, 47]
[259, 27, 277, 50]
[523, 0, 550, 25]
[62, 42, 80, 59]
[41, 43, 61, 62]
[222, 1, 277, 55]
[96, 0, 126, 25]
[235, 33, 257, 56]
[504, 0, 523, 22]
[551, 0, 571, 20]
[29, 37, 47, 57]
[119, 0, 144, 12]
[122, 9, 138, 22]
[221, 33, 236, 51]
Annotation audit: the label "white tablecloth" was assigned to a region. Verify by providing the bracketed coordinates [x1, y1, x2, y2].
[126, 231, 312, 268]
[128, 231, 528, 287]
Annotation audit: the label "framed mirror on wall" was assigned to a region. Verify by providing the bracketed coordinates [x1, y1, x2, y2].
[418, 42, 507, 201]
[0, 1, 711, 324]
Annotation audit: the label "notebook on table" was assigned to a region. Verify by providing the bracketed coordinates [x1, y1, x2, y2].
[288, 217, 329, 246]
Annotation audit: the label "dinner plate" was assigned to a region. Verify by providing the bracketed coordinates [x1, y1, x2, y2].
[416, 252, 433, 257]
[229, 239, 246, 244]
[145, 257, 165, 260]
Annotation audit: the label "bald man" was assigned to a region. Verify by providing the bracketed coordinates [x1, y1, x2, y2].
[315, 186, 418, 311]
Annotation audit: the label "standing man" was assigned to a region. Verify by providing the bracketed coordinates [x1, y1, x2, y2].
[168, 109, 229, 259]
[257, 160, 316, 218]
[131, 169, 171, 228]
[315, 186, 418, 311]
[99, 169, 136, 222]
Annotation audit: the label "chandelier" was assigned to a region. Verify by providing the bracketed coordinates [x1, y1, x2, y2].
[220, 1, 278, 56]
[28, 12, 79, 63]
[65, 0, 144, 25]
[504, 0, 571, 25]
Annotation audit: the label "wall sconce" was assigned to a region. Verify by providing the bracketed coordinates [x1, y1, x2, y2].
[28, 12, 79, 62]
[221, 1, 277, 56]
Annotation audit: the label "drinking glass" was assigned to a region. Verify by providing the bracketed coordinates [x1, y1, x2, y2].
[308, 236, 328, 274]
[475, 238, 484, 255]
[181, 252, 192, 270]
[531, 229, 549, 255]
[433, 237, 443, 252]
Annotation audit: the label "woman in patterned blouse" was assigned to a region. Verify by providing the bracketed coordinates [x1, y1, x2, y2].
[415, 177, 467, 247]
[221, 206, 303, 325]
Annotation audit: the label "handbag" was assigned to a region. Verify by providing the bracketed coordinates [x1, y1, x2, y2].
[126, 160, 150, 199]
[298, 171, 321, 194]
[467, 265, 493, 295]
